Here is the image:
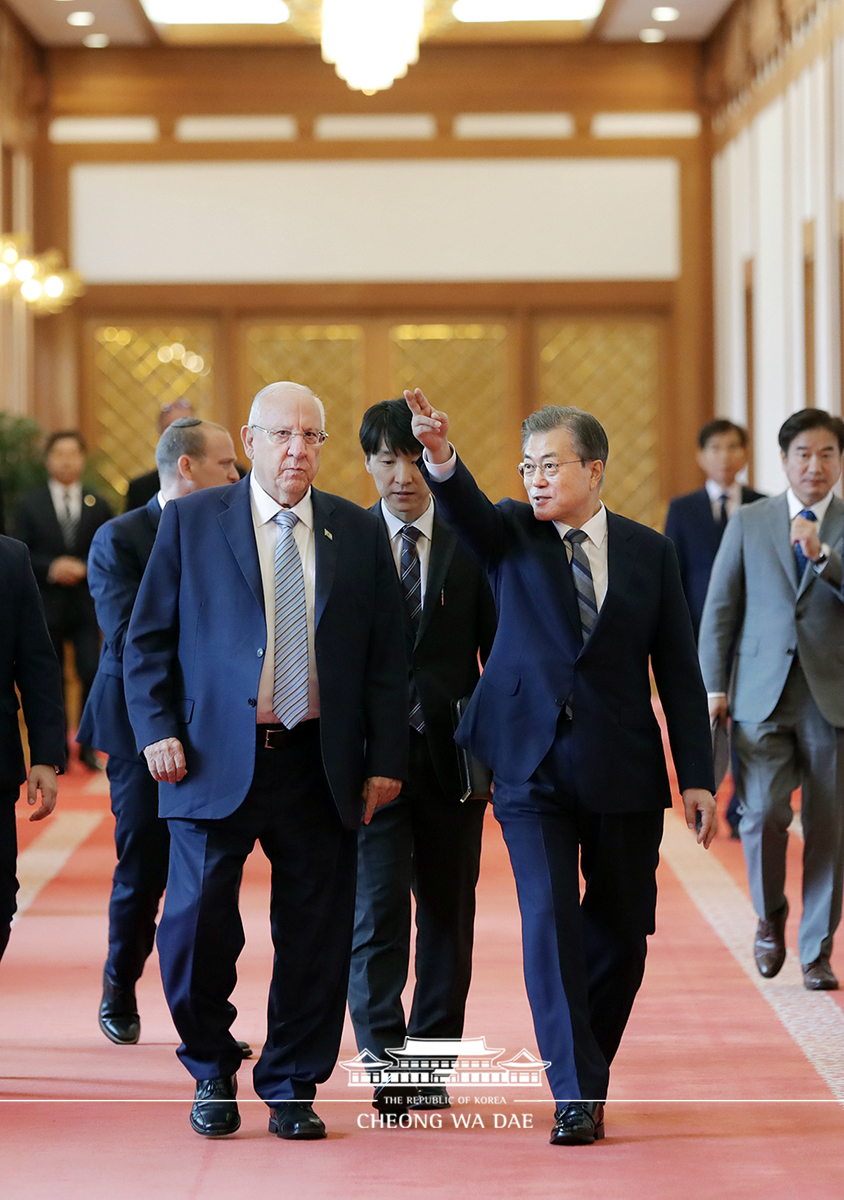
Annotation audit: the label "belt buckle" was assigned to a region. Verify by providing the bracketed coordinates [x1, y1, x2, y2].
[263, 727, 284, 749]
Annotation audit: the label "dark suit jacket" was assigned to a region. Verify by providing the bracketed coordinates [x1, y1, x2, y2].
[13, 484, 113, 626]
[665, 485, 765, 636]
[77, 495, 162, 760]
[374, 502, 497, 801]
[124, 473, 408, 829]
[0, 536, 67, 788]
[426, 458, 715, 810]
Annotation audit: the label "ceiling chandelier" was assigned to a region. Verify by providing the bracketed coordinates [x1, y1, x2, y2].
[320, 0, 425, 94]
[0, 235, 85, 315]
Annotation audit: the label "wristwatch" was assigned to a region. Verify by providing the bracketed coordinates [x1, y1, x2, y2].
[812, 543, 831, 566]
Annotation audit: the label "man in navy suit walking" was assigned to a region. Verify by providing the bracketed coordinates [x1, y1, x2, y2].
[665, 420, 764, 640]
[407, 389, 716, 1147]
[78, 418, 240, 1046]
[125, 383, 407, 1141]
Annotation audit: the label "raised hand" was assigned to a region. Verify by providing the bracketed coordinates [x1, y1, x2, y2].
[404, 388, 452, 464]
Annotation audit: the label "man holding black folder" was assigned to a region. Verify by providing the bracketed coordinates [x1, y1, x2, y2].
[348, 400, 497, 1118]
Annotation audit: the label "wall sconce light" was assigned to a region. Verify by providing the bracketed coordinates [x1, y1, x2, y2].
[0, 234, 85, 314]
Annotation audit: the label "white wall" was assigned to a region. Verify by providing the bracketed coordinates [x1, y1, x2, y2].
[713, 51, 843, 492]
[70, 157, 680, 284]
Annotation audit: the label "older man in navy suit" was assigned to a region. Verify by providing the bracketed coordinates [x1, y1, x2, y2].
[0, 536, 66, 963]
[125, 382, 407, 1141]
[407, 389, 716, 1147]
[78, 418, 240, 1046]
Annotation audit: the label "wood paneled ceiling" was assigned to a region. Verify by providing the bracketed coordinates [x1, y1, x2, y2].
[4, 0, 735, 50]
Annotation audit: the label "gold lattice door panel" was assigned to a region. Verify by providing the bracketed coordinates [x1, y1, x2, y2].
[536, 321, 662, 528]
[89, 323, 216, 499]
[389, 323, 515, 502]
[244, 324, 367, 504]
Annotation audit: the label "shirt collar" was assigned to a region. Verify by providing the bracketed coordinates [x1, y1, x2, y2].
[554, 502, 608, 547]
[381, 496, 435, 542]
[49, 479, 81, 499]
[249, 470, 313, 531]
[786, 487, 834, 525]
[705, 479, 741, 504]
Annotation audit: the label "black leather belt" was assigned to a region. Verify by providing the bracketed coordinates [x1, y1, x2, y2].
[257, 721, 319, 749]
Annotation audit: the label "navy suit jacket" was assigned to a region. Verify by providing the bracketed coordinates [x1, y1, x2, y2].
[124, 474, 408, 829]
[77, 495, 162, 760]
[13, 484, 113, 627]
[374, 502, 497, 801]
[426, 459, 714, 811]
[0, 536, 66, 788]
[665, 485, 765, 636]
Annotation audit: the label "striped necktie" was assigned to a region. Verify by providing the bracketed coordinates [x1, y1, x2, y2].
[271, 510, 309, 729]
[793, 508, 817, 583]
[400, 525, 425, 732]
[60, 488, 78, 550]
[565, 528, 598, 643]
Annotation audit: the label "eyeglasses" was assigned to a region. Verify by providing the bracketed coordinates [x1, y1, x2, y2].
[250, 425, 328, 447]
[517, 459, 582, 480]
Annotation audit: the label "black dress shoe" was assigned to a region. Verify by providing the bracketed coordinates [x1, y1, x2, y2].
[371, 1085, 413, 1120]
[549, 1102, 605, 1146]
[408, 1086, 450, 1110]
[268, 1102, 326, 1140]
[802, 956, 839, 990]
[754, 900, 788, 978]
[236, 1039, 253, 1059]
[190, 1076, 240, 1137]
[98, 977, 140, 1045]
[79, 745, 103, 772]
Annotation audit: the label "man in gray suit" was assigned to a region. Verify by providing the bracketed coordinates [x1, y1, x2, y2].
[700, 408, 844, 990]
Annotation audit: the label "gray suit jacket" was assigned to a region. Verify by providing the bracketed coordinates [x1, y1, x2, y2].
[699, 492, 844, 727]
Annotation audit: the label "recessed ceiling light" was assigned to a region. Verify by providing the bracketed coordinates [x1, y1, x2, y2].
[652, 6, 679, 19]
[83, 33, 110, 47]
[453, 0, 604, 20]
[67, 12, 96, 26]
[141, 0, 290, 22]
[639, 27, 666, 42]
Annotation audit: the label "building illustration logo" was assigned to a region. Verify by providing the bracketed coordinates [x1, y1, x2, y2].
[340, 1037, 550, 1088]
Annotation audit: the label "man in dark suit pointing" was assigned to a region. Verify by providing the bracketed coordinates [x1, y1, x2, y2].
[407, 388, 715, 1147]
[125, 382, 407, 1141]
[78, 418, 240, 1046]
[348, 400, 497, 1116]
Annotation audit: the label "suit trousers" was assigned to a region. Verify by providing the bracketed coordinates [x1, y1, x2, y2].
[156, 726, 358, 1103]
[0, 787, 19, 962]
[493, 724, 663, 1105]
[733, 662, 844, 965]
[348, 728, 486, 1061]
[47, 592, 100, 736]
[103, 754, 170, 990]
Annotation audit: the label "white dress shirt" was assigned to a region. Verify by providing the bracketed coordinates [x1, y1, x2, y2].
[249, 472, 319, 725]
[48, 479, 82, 531]
[705, 478, 742, 523]
[380, 496, 435, 602]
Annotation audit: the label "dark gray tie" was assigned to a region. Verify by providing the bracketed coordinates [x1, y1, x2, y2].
[400, 525, 424, 733]
[60, 489, 78, 550]
[565, 529, 598, 643]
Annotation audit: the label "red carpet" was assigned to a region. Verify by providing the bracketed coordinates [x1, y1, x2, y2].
[2, 746, 844, 1198]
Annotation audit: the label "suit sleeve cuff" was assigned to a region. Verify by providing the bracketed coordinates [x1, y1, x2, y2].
[422, 446, 457, 480]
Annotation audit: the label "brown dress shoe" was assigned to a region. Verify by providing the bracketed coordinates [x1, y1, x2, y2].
[754, 900, 788, 978]
[802, 956, 839, 990]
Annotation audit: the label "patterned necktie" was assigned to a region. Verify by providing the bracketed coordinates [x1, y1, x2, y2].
[793, 508, 817, 583]
[400, 525, 425, 732]
[60, 488, 78, 550]
[271, 510, 309, 729]
[565, 529, 598, 644]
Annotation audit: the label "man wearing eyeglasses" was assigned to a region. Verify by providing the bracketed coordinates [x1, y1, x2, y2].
[406, 389, 715, 1148]
[125, 381, 407, 1142]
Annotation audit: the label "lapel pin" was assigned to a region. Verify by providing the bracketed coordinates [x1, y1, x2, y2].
[324, 528, 333, 540]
